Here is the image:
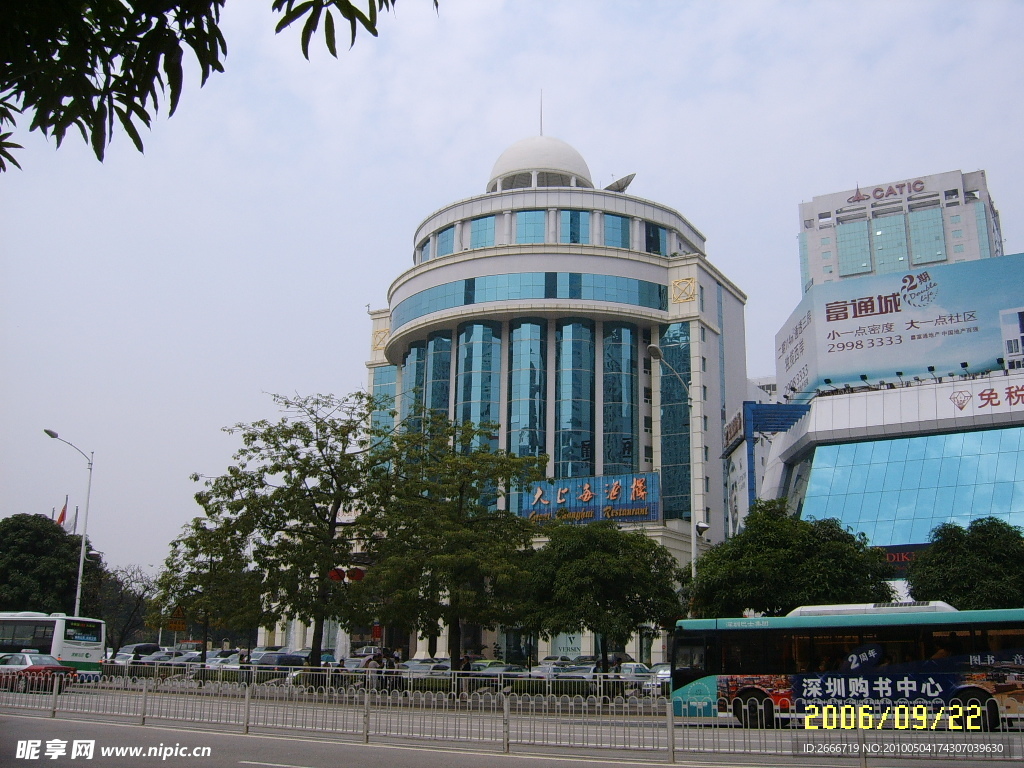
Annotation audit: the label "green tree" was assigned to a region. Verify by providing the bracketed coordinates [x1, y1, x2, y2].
[97, 564, 156, 655]
[906, 517, 1024, 609]
[526, 521, 686, 671]
[357, 413, 546, 663]
[689, 498, 896, 618]
[189, 392, 376, 666]
[153, 518, 269, 659]
[0, 0, 437, 171]
[0, 513, 102, 614]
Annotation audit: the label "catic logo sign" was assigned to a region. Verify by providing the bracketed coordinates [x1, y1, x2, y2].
[847, 180, 925, 204]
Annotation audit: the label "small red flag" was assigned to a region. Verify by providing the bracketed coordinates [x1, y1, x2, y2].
[56, 501, 67, 526]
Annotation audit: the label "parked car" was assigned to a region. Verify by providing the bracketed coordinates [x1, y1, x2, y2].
[290, 648, 338, 667]
[115, 643, 162, 661]
[0, 652, 77, 692]
[249, 653, 305, 671]
[540, 655, 572, 664]
[136, 650, 188, 665]
[400, 661, 451, 677]
[527, 663, 563, 679]
[174, 640, 206, 653]
[642, 662, 671, 694]
[353, 645, 381, 657]
[468, 660, 508, 671]
[618, 662, 652, 679]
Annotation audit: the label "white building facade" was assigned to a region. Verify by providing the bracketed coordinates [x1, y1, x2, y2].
[798, 170, 1003, 294]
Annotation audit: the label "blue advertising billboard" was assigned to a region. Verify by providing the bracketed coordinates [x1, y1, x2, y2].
[517, 471, 660, 524]
[775, 253, 1024, 397]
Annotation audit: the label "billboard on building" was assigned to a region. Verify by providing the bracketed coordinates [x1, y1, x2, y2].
[776, 253, 1024, 397]
[518, 472, 660, 524]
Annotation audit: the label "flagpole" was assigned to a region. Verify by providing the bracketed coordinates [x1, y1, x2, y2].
[44, 430, 94, 617]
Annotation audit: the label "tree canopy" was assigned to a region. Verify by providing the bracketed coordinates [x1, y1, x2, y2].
[525, 521, 685, 670]
[688, 498, 896, 618]
[357, 411, 547, 662]
[188, 392, 376, 666]
[0, 513, 102, 614]
[906, 516, 1024, 610]
[0, 1, 437, 171]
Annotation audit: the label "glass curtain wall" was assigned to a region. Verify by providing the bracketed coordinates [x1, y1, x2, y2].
[370, 365, 397, 431]
[659, 322, 692, 519]
[456, 321, 502, 450]
[424, 331, 452, 416]
[400, 342, 426, 430]
[603, 323, 638, 475]
[555, 319, 595, 479]
[507, 319, 547, 458]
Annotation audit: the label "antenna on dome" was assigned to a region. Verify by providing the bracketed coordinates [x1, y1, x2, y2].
[539, 89, 543, 136]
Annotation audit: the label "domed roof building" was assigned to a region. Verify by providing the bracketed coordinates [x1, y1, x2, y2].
[366, 136, 749, 663]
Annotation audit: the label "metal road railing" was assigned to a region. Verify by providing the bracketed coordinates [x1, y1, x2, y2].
[2, 671, 1021, 761]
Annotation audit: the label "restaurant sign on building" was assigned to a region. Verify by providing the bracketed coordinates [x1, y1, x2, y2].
[518, 472, 661, 524]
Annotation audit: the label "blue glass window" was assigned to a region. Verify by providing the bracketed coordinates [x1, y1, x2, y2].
[370, 365, 397, 431]
[604, 215, 630, 249]
[659, 322, 691, 520]
[470, 216, 495, 249]
[400, 342, 426, 430]
[436, 226, 455, 257]
[507, 320, 547, 460]
[392, 273, 668, 330]
[516, 210, 546, 244]
[871, 216, 909, 275]
[419, 239, 432, 263]
[555, 319, 595, 479]
[909, 207, 946, 265]
[560, 210, 590, 244]
[802, 425, 1024, 546]
[425, 331, 452, 415]
[837, 220, 871, 276]
[603, 323, 638, 475]
[455, 322, 501, 450]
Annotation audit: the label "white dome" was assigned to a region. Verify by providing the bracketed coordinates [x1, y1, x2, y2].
[488, 136, 593, 191]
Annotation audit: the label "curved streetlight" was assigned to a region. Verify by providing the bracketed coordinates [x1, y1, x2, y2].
[646, 345, 707, 578]
[44, 429, 94, 617]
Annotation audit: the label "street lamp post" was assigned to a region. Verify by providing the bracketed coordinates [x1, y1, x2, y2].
[646, 344, 709, 578]
[44, 429, 94, 617]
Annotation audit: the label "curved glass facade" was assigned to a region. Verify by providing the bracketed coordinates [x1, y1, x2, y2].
[400, 342, 427, 429]
[392, 272, 667, 330]
[659, 322, 692, 519]
[507, 319, 547, 459]
[370, 364, 397, 431]
[424, 331, 452, 415]
[456, 321, 501, 449]
[555, 319, 595, 479]
[802, 426, 1024, 547]
[603, 323, 638, 475]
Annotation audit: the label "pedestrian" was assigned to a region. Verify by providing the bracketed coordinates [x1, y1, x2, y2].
[460, 655, 472, 671]
[367, 653, 381, 690]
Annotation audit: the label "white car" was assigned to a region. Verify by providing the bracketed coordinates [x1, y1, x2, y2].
[642, 662, 671, 693]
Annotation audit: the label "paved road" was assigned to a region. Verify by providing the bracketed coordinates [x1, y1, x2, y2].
[1, 712, 1018, 768]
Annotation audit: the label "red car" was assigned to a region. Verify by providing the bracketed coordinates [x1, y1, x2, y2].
[0, 651, 77, 693]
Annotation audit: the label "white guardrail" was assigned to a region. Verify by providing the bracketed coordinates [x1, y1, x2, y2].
[1, 669, 1022, 761]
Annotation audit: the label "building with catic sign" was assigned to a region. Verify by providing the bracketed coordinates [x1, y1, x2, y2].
[365, 135, 749, 662]
[798, 170, 1003, 295]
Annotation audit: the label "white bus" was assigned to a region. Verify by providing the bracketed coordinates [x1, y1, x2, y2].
[0, 612, 106, 675]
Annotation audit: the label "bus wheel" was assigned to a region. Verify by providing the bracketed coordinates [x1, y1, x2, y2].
[733, 692, 776, 728]
[952, 692, 1001, 732]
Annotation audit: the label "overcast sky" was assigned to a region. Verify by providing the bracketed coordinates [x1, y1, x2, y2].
[2, 0, 1022, 573]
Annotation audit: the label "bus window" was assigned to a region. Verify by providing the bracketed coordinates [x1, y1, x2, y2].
[812, 634, 858, 672]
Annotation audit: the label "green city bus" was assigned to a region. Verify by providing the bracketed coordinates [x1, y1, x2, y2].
[0, 612, 106, 676]
[673, 602, 1024, 730]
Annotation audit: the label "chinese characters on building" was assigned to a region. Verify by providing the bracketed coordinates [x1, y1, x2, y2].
[522, 473, 660, 524]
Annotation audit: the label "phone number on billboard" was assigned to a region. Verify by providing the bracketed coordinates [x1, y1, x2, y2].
[828, 335, 903, 353]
